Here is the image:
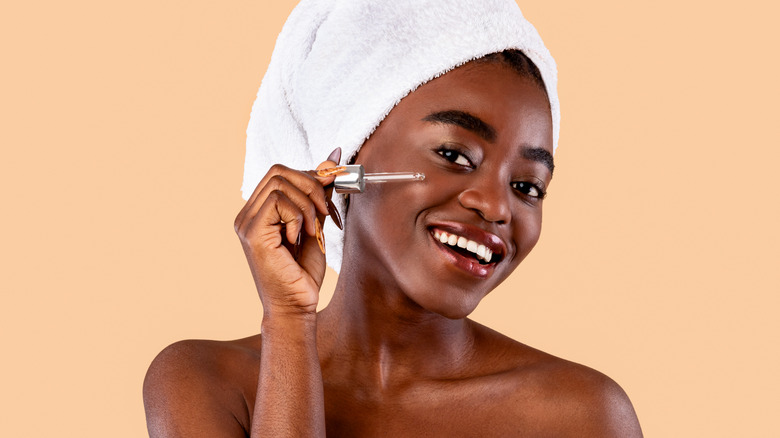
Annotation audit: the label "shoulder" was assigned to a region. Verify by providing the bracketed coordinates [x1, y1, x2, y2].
[144, 336, 262, 393]
[521, 359, 643, 437]
[468, 321, 643, 437]
[143, 336, 262, 437]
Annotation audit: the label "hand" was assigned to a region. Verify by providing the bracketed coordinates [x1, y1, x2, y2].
[234, 149, 342, 318]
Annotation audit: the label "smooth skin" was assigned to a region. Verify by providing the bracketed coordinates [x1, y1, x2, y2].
[144, 62, 643, 437]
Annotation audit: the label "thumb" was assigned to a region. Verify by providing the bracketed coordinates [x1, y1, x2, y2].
[311, 146, 344, 185]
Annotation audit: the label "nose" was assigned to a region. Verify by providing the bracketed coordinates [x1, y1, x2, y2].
[457, 178, 512, 224]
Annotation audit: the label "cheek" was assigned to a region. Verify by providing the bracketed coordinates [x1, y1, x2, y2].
[512, 207, 543, 262]
[348, 179, 429, 232]
[345, 181, 418, 252]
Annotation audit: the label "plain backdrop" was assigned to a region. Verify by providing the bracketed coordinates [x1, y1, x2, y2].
[2, 1, 778, 436]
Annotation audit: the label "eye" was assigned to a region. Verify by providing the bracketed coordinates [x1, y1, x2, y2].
[437, 148, 472, 167]
[512, 181, 546, 199]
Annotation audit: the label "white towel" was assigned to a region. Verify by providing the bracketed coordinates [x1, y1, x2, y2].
[243, 0, 559, 273]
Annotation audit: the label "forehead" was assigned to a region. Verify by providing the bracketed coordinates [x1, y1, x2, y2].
[387, 62, 554, 153]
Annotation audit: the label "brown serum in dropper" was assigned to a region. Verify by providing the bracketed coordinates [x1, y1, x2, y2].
[317, 165, 425, 193]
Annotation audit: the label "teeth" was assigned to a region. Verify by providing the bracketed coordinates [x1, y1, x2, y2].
[432, 229, 496, 262]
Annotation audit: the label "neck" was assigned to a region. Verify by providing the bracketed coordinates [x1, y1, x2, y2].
[317, 264, 477, 390]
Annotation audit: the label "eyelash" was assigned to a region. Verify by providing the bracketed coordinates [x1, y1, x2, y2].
[511, 181, 546, 200]
[436, 148, 472, 167]
[436, 146, 547, 200]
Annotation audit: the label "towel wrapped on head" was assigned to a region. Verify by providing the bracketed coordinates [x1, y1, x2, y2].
[242, 0, 559, 273]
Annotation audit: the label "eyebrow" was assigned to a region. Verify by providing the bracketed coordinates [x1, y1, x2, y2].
[423, 110, 555, 175]
[523, 146, 555, 175]
[422, 110, 497, 142]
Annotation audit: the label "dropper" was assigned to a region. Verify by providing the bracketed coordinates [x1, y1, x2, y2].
[316, 164, 425, 193]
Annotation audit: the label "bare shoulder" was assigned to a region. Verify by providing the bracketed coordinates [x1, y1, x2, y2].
[520, 357, 643, 437]
[143, 335, 262, 438]
[469, 321, 643, 437]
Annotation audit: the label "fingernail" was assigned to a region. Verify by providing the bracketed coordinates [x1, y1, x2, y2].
[315, 218, 326, 254]
[327, 147, 342, 164]
[294, 229, 302, 259]
[316, 166, 347, 177]
[326, 199, 343, 230]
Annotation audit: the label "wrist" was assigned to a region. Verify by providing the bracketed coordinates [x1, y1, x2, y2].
[260, 295, 318, 319]
[261, 311, 317, 335]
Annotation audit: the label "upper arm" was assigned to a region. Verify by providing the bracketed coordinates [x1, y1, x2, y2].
[143, 340, 248, 438]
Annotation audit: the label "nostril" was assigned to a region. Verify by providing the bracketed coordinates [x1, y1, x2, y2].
[457, 189, 511, 224]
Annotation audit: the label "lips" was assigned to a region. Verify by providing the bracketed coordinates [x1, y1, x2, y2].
[428, 223, 506, 277]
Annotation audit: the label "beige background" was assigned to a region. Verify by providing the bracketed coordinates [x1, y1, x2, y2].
[2, 0, 778, 436]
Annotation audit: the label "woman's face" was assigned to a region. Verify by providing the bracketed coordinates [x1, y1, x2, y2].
[344, 61, 554, 319]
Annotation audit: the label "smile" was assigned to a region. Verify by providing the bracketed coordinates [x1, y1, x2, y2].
[433, 230, 494, 263]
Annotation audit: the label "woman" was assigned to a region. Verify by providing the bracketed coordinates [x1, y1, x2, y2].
[144, 1, 642, 436]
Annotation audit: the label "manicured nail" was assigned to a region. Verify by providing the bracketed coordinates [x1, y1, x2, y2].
[316, 166, 347, 177]
[327, 147, 342, 164]
[294, 229, 302, 259]
[315, 218, 325, 254]
[326, 199, 343, 230]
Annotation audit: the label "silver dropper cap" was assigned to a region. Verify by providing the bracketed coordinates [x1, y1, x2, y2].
[333, 165, 365, 193]
[333, 165, 425, 194]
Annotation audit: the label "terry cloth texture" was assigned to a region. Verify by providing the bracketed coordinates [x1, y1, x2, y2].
[243, 0, 559, 273]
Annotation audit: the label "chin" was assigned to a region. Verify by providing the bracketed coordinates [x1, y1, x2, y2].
[437, 307, 477, 320]
[406, 286, 486, 320]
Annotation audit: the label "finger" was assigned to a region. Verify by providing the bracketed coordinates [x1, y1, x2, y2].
[244, 164, 328, 218]
[236, 171, 327, 235]
[249, 196, 327, 289]
[296, 213, 329, 287]
[236, 148, 341, 233]
[246, 190, 306, 249]
[325, 189, 342, 230]
[307, 147, 344, 185]
[310, 158, 345, 229]
[256, 176, 322, 237]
